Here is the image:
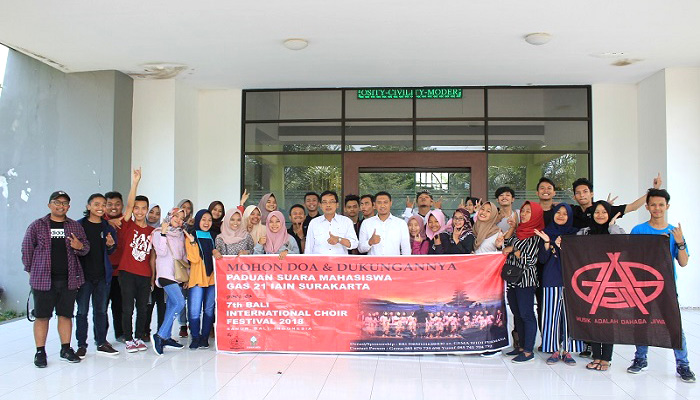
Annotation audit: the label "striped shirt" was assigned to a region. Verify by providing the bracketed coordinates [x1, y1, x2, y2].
[504, 235, 540, 288]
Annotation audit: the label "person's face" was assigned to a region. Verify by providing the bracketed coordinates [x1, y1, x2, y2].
[344, 200, 359, 218]
[106, 197, 123, 217]
[147, 206, 161, 223]
[520, 204, 532, 224]
[87, 197, 106, 218]
[268, 215, 282, 233]
[230, 213, 242, 230]
[537, 182, 556, 202]
[289, 207, 305, 224]
[48, 197, 70, 218]
[305, 195, 319, 212]
[181, 201, 193, 218]
[375, 195, 391, 216]
[265, 196, 277, 212]
[465, 199, 475, 214]
[133, 200, 148, 222]
[249, 208, 261, 225]
[554, 207, 568, 226]
[416, 193, 432, 207]
[646, 196, 670, 219]
[574, 185, 593, 207]
[170, 211, 185, 228]
[408, 219, 421, 237]
[497, 192, 514, 207]
[199, 213, 212, 231]
[427, 215, 440, 233]
[211, 204, 223, 220]
[452, 211, 466, 230]
[593, 204, 609, 225]
[477, 203, 493, 222]
[360, 197, 375, 218]
[320, 194, 338, 216]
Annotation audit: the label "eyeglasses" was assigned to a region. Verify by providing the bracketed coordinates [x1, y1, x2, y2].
[452, 217, 465, 221]
[321, 201, 337, 205]
[51, 200, 69, 206]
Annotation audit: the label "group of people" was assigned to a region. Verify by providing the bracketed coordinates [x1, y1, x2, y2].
[360, 309, 502, 339]
[21, 169, 694, 383]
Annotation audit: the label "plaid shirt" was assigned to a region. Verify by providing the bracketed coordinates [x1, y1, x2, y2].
[22, 214, 90, 291]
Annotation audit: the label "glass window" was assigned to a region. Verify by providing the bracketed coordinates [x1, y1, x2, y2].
[245, 90, 342, 120]
[487, 88, 588, 118]
[245, 122, 342, 152]
[345, 121, 413, 151]
[487, 121, 588, 151]
[244, 154, 342, 214]
[416, 121, 485, 151]
[345, 90, 412, 118]
[416, 89, 484, 118]
[487, 153, 588, 207]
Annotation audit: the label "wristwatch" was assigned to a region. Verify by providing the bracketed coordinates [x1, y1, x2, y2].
[677, 242, 687, 251]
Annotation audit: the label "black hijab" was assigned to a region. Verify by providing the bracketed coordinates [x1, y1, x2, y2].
[207, 201, 225, 239]
[588, 200, 612, 235]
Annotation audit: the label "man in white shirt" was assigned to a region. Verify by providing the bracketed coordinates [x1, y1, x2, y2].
[304, 191, 358, 254]
[359, 192, 411, 255]
[402, 190, 442, 223]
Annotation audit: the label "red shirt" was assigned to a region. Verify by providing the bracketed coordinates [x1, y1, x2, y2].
[105, 214, 124, 273]
[117, 219, 154, 277]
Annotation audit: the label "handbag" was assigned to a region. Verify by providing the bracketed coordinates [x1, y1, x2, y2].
[501, 263, 523, 284]
[165, 236, 190, 283]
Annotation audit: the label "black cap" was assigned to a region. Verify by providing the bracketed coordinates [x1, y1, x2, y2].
[49, 191, 71, 202]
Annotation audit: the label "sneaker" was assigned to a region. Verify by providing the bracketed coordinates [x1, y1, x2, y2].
[198, 339, 210, 349]
[135, 339, 148, 351]
[627, 358, 648, 374]
[163, 338, 184, 350]
[677, 366, 696, 383]
[563, 353, 577, 366]
[34, 351, 47, 368]
[505, 348, 522, 356]
[115, 335, 126, 344]
[480, 351, 499, 358]
[75, 347, 87, 359]
[152, 335, 164, 356]
[579, 344, 592, 358]
[141, 334, 151, 343]
[96, 343, 119, 356]
[512, 353, 535, 363]
[179, 325, 188, 338]
[60, 347, 81, 363]
[189, 336, 200, 350]
[125, 340, 139, 353]
[546, 352, 560, 365]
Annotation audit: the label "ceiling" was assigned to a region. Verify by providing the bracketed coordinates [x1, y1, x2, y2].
[2, 0, 699, 89]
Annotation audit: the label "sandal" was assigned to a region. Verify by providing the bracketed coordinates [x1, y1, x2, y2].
[586, 360, 601, 370]
[595, 361, 611, 371]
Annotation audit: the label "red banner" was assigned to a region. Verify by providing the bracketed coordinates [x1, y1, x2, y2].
[215, 254, 508, 353]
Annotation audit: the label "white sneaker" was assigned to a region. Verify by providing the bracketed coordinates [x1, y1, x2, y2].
[135, 339, 148, 351]
[125, 340, 139, 353]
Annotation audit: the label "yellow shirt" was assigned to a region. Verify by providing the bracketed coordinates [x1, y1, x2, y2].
[186, 240, 215, 287]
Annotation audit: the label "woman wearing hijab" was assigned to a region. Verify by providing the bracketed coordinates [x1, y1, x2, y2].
[407, 215, 429, 255]
[502, 201, 544, 363]
[150, 208, 187, 355]
[184, 209, 217, 349]
[243, 205, 266, 245]
[213, 208, 255, 258]
[207, 201, 225, 240]
[253, 211, 299, 258]
[433, 208, 475, 254]
[425, 210, 449, 254]
[176, 200, 195, 336]
[146, 204, 161, 228]
[577, 200, 624, 371]
[257, 193, 278, 225]
[473, 202, 504, 254]
[533, 203, 583, 365]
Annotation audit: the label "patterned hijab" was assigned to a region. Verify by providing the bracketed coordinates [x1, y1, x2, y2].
[451, 207, 474, 241]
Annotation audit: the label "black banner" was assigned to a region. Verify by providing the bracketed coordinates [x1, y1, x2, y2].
[561, 235, 682, 349]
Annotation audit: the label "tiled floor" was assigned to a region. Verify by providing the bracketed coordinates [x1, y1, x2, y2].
[2, 311, 700, 399]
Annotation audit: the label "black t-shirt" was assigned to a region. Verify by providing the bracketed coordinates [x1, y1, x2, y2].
[302, 213, 320, 236]
[543, 207, 555, 228]
[287, 227, 303, 253]
[81, 220, 105, 282]
[50, 220, 69, 281]
[572, 203, 626, 229]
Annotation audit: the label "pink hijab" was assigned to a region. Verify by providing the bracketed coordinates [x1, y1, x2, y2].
[218, 208, 248, 245]
[425, 210, 448, 239]
[408, 215, 427, 243]
[264, 211, 289, 254]
[257, 193, 277, 225]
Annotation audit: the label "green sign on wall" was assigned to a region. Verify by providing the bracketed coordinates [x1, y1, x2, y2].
[357, 88, 463, 99]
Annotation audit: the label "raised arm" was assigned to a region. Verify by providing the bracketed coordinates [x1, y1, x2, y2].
[625, 173, 662, 213]
[122, 168, 142, 221]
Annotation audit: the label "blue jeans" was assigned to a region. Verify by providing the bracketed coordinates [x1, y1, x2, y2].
[508, 286, 537, 353]
[75, 279, 109, 348]
[635, 330, 689, 367]
[157, 283, 186, 340]
[188, 285, 216, 339]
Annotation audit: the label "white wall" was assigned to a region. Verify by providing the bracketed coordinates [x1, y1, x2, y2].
[174, 82, 199, 208]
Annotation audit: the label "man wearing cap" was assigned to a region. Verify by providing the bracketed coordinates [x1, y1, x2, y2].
[22, 191, 90, 367]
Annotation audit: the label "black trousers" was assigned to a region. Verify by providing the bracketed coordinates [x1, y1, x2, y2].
[591, 342, 613, 362]
[119, 271, 151, 341]
[107, 276, 123, 339]
[145, 286, 166, 335]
